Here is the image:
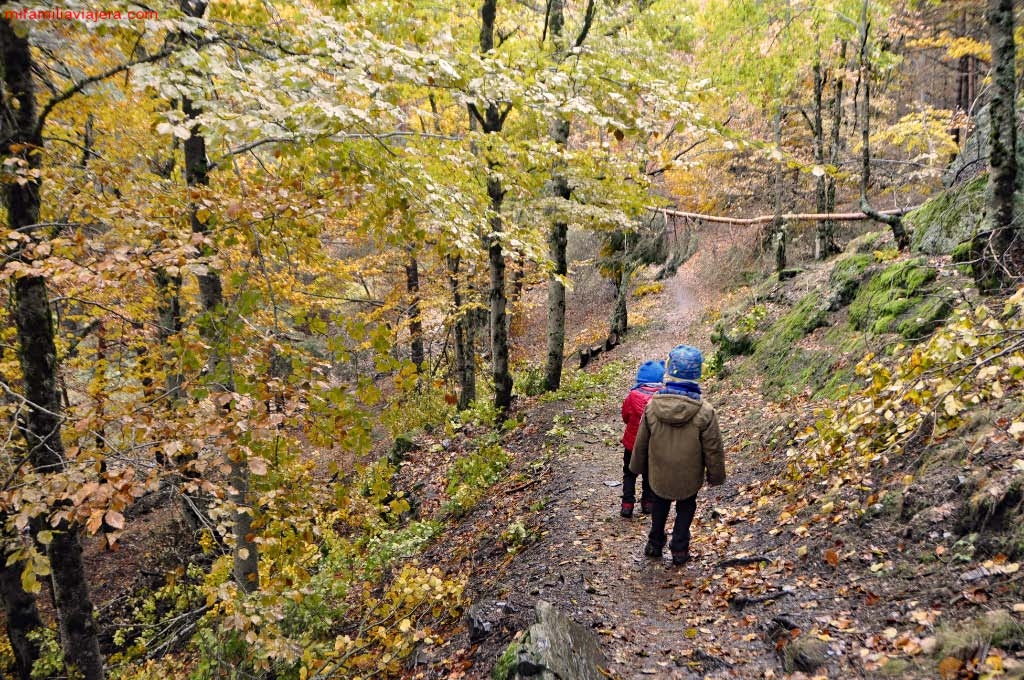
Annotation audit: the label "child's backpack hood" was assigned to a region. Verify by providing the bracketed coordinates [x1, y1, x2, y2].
[646, 394, 705, 426]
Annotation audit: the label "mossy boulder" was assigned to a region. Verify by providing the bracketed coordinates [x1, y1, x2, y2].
[845, 230, 884, 254]
[935, 609, 1024, 662]
[907, 174, 986, 255]
[827, 253, 873, 311]
[753, 292, 831, 399]
[848, 258, 952, 338]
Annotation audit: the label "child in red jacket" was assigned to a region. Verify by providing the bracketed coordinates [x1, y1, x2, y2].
[620, 360, 664, 517]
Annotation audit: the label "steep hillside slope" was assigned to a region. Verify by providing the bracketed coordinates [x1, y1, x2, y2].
[453, 225, 1024, 680]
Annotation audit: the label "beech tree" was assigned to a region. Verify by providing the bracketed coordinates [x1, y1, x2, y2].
[972, 0, 1021, 289]
[1, 16, 105, 680]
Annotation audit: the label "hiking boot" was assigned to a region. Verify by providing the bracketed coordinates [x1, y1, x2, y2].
[620, 502, 634, 518]
[671, 551, 691, 566]
[640, 500, 654, 515]
[643, 542, 663, 559]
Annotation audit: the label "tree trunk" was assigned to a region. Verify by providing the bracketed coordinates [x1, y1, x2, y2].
[448, 256, 476, 409]
[1, 17, 105, 680]
[858, 2, 909, 251]
[405, 247, 425, 371]
[486, 175, 513, 415]
[0, 539, 42, 680]
[478, 0, 513, 417]
[823, 40, 846, 256]
[543, 0, 571, 392]
[609, 267, 629, 339]
[812, 58, 830, 261]
[180, 1, 258, 589]
[154, 269, 184, 399]
[974, 0, 1021, 290]
[544, 204, 569, 392]
[772, 109, 787, 272]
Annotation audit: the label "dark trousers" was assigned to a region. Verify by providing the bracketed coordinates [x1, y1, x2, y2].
[622, 448, 653, 504]
[648, 494, 698, 554]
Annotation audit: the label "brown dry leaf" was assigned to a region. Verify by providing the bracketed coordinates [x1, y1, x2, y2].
[937, 656, 962, 679]
[963, 587, 988, 604]
[824, 549, 839, 567]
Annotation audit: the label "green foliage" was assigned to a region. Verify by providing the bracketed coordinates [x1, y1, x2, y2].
[451, 398, 502, 431]
[513, 364, 547, 398]
[710, 304, 766, 368]
[109, 565, 207, 663]
[633, 282, 664, 297]
[444, 442, 511, 517]
[546, 413, 574, 439]
[28, 628, 62, 680]
[541, 360, 628, 408]
[781, 289, 1024, 520]
[363, 520, 443, 572]
[499, 519, 533, 553]
[381, 386, 456, 438]
[935, 610, 1023, 662]
[493, 641, 520, 680]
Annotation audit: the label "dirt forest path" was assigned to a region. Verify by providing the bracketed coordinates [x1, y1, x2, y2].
[485, 254, 796, 679]
[553, 263, 777, 678]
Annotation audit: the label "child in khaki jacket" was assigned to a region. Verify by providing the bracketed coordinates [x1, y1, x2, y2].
[630, 345, 725, 565]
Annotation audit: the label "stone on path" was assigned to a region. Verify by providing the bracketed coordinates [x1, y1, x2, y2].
[492, 600, 608, 680]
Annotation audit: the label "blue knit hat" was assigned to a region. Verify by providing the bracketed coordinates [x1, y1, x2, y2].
[666, 344, 703, 382]
[634, 360, 665, 387]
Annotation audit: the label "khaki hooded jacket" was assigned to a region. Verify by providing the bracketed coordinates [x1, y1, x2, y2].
[629, 393, 725, 500]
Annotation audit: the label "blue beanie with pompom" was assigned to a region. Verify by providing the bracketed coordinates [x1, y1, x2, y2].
[634, 360, 665, 387]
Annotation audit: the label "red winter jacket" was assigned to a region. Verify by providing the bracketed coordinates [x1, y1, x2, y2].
[621, 384, 661, 450]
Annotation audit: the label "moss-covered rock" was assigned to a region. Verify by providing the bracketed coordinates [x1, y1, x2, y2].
[848, 258, 944, 336]
[896, 295, 954, 339]
[935, 609, 1023, 662]
[907, 174, 987, 255]
[845, 230, 884, 254]
[827, 253, 873, 311]
[492, 641, 521, 680]
[753, 292, 830, 399]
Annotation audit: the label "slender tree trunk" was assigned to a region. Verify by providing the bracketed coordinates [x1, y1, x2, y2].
[0, 382, 41, 680]
[973, 0, 1021, 289]
[544, 194, 569, 392]
[405, 247, 425, 371]
[486, 175, 513, 414]
[154, 269, 184, 399]
[448, 256, 476, 409]
[609, 267, 629, 339]
[180, 0, 258, 589]
[955, 10, 969, 150]
[1, 18, 105, 680]
[858, 2, 909, 251]
[544, 0, 571, 392]
[824, 40, 846, 255]
[772, 108, 787, 273]
[0, 541, 42, 680]
[478, 0, 513, 416]
[812, 58, 830, 260]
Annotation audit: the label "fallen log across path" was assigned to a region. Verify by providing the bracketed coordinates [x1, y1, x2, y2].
[648, 205, 920, 225]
